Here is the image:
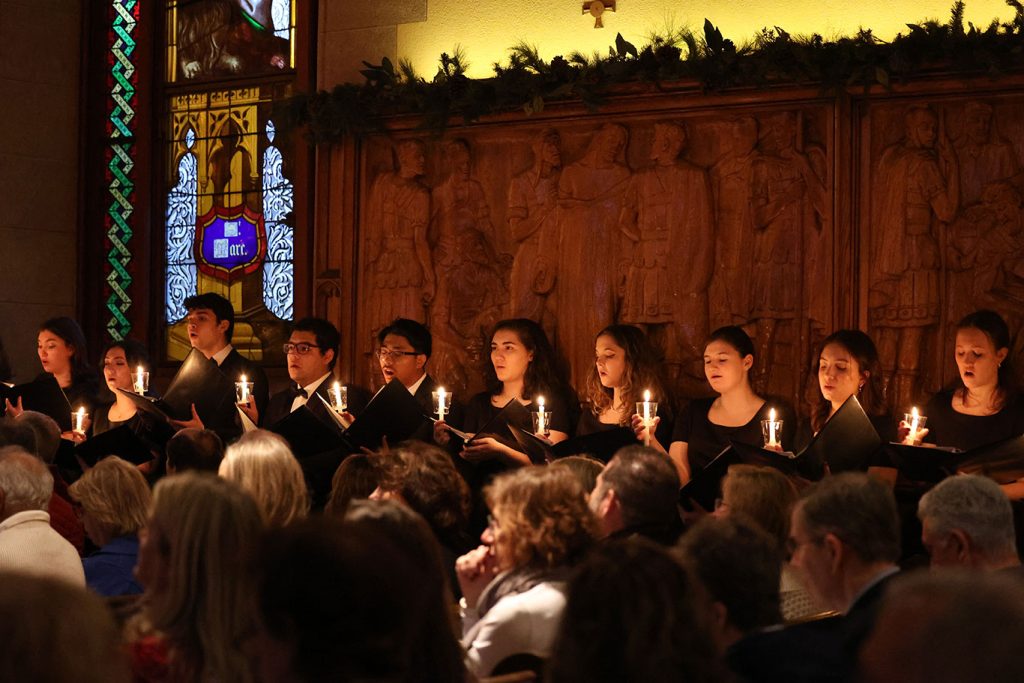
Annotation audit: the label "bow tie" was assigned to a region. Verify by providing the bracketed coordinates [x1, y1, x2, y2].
[290, 386, 308, 399]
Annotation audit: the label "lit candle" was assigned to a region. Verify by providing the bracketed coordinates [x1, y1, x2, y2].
[331, 381, 347, 412]
[240, 374, 249, 403]
[537, 395, 546, 435]
[134, 366, 147, 394]
[436, 387, 447, 421]
[769, 407, 777, 447]
[74, 406, 85, 434]
[908, 406, 920, 444]
[643, 389, 652, 447]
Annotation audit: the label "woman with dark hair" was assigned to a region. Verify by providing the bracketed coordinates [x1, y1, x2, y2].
[580, 324, 674, 448]
[37, 317, 100, 412]
[812, 329, 889, 436]
[647, 326, 795, 485]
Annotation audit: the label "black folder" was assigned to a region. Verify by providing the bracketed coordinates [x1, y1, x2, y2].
[885, 443, 966, 484]
[448, 398, 532, 450]
[799, 395, 882, 476]
[268, 405, 347, 459]
[680, 440, 802, 513]
[954, 435, 1024, 484]
[336, 378, 431, 450]
[117, 348, 235, 424]
[508, 425, 556, 465]
[553, 426, 638, 462]
[75, 425, 155, 467]
[0, 376, 73, 431]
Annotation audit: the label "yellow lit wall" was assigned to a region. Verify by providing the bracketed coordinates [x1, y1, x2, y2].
[395, 0, 1015, 79]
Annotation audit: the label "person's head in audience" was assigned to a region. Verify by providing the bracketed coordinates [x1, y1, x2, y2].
[183, 292, 234, 357]
[38, 316, 92, 387]
[589, 445, 680, 543]
[860, 571, 1024, 683]
[715, 464, 797, 552]
[137, 472, 261, 682]
[219, 430, 309, 528]
[324, 454, 378, 516]
[0, 417, 37, 453]
[285, 317, 338, 389]
[15, 411, 60, 464]
[377, 318, 431, 388]
[250, 515, 439, 683]
[0, 574, 129, 682]
[677, 516, 782, 653]
[551, 454, 604, 495]
[918, 474, 1020, 570]
[370, 441, 470, 546]
[549, 538, 721, 683]
[166, 428, 224, 474]
[99, 339, 149, 397]
[68, 456, 150, 548]
[789, 472, 900, 613]
[485, 466, 595, 572]
[0, 446, 52, 522]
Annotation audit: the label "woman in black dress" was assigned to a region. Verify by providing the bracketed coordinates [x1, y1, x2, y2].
[647, 326, 795, 485]
[811, 329, 889, 438]
[579, 324, 673, 449]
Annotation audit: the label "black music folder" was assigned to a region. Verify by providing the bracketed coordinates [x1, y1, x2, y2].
[955, 435, 1024, 484]
[268, 405, 347, 459]
[680, 440, 802, 513]
[799, 395, 881, 476]
[118, 348, 235, 424]
[0, 375, 73, 431]
[508, 425, 555, 465]
[447, 398, 532, 449]
[75, 425, 155, 467]
[335, 378, 431, 450]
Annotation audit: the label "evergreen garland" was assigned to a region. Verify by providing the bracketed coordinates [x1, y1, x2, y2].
[278, 1, 1024, 143]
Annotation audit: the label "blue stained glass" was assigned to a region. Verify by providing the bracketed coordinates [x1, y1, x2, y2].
[272, 0, 290, 40]
[262, 119, 294, 320]
[165, 130, 198, 323]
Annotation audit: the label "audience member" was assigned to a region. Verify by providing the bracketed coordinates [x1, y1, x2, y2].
[0, 416, 36, 452]
[324, 453, 378, 516]
[589, 445, 681, 544]
[0, 446, 83, 585]
[548, 537, 723, 683]
[677, 517, 782, 655]
[550, 454, 604, 494]
[715, 464, 819, 619]
[219, 430, 309, 528]
[165, 427, 224, 474]
[131, 472, 262, 682]
[251, 514, 455, 682]
[68, 456, 150, 596]
[458, 466, 596, 678]
[917, 474, 1021, 571]
[0, 573, 129, 682]
[860, 571, 1024, 683]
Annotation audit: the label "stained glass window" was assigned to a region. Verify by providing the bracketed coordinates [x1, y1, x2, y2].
[261, 120, 295, 320]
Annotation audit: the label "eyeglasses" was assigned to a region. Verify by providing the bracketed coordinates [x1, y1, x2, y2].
[376, 348, 420, 361]
[282, 342, 321, 355]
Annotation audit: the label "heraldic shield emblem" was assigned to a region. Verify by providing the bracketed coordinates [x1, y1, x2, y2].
[195, 204, 267, 282]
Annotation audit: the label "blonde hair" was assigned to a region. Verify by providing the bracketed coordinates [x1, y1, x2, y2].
[485, 467, 596, 571]
[219, 430, 309, 528]
[68, 456, 150, 538]
[146, 473, 262, 683]
[721, 464, 798, 549]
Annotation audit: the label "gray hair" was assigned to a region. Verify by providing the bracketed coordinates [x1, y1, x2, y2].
[0, 446, 53, 513]
[798, 472, 900, 564]
[918, 475, 1017, 560]
[16, 411, 61, 464]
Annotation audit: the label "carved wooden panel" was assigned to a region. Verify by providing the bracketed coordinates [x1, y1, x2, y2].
[313, 79, 1024, 416]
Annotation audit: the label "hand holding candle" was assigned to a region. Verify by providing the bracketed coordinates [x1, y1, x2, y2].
[902, 407, 927, 445]
[235, 375, 253, 405]
[73, 406, 87, 434]
[133, 366, 149, 395]
[330, 381, 348, 413]
[761, 407, 783, 450]
[532, 395, 549, 437]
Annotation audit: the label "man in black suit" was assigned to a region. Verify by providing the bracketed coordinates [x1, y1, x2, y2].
[172, 292, 268, 442]
[376, 318, 434, 412]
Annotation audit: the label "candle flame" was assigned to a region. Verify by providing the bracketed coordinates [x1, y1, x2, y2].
[769, 407, 776, 421]
[538, 395, 545, 408]
[240, 374, 247, 384]
[438, 386, 446, 397]
[76, 407, 85, 418]
[643, 389, 651, 402]
[912, 406, 919, 419]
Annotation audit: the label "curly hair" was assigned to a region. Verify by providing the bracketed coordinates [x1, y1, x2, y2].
[483, 319, 574, 403]
[371, 441, 469, 541]
[584, 324, 668, 423]
[484, 466, 596, 571]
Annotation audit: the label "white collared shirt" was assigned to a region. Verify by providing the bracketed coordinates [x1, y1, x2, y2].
[211, 344, 234, 366]
[406, 372, 428, 397]
[291, 372, 333, 413]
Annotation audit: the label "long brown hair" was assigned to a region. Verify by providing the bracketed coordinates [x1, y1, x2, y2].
[584, 325, 668, 424]
[810, 329, 886, 433]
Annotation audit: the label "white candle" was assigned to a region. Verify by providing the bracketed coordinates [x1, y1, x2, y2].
[437, 387, 447, 421]
[332, 382, 342, 411]
[240, 374, 249, 403]
[538, 395, 546, 435]
[643, 389, 652, 447]
[908, 406, 920, 444]
[74, 406, 85, 434]
[135, 366, 144, 393]
[769, 407, 777, 447]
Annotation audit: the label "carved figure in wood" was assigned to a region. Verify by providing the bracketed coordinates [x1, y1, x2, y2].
[709, 116, 759, 329]
[429, 139, 509, 394]
[364, 139, 434, 345]
[870, 105, 959, 409]
[749, 111, 827, 398]
[508, 129, 562, 338]
[955, 102, 1020, 206]
[618, 122, 715, 386]
[556, 123, 632, 391]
